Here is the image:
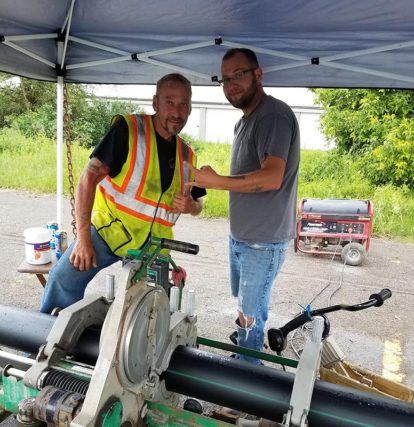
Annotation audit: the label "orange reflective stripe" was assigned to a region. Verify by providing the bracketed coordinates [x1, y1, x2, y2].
[117, 203, 174, 225]
[134, 115, 152, 200]
[99, 182, 168, 220]
[159, 201, 173, 211]
[134, 115, 171, 209]
[188, 146, 194, 164]
[154, 216, 176, 227]
[177, 138, 184, 194]
[109, 115, 138, 194]
[99, 186, 175, 226]
[122, 114, 138, 191]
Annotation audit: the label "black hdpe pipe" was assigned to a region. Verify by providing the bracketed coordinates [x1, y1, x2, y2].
[0, 304, 100, 365]
[164, 346, 414, 427]
[1, 306, 414, 426]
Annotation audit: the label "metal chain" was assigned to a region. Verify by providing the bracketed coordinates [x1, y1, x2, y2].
[63, 83, 77, 238]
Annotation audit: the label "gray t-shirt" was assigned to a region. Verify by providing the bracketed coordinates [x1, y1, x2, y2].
[229, 95, 300, 243]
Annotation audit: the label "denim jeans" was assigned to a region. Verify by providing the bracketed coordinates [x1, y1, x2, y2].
[40, 226, 121, 314]
[229, 235, 289, 364]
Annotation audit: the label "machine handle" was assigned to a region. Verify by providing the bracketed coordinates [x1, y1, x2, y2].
[279, 313, 310, 337]
[268, 312, 310, 352]
[369, 288, 392, 307]
[161, 238, 199, 255]
[268, 289, 392, 353]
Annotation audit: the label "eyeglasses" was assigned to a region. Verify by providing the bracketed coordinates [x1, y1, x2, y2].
[217, 68, 256, 86]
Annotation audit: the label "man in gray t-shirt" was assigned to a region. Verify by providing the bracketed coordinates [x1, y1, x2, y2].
[186, 48, 300, 364]
[230, 95, 299, 243]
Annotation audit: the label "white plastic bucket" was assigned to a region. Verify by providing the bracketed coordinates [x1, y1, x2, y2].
[24, 227, 51, 265]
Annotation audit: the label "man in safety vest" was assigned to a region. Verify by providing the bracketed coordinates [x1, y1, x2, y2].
[40, 73, 205, 314]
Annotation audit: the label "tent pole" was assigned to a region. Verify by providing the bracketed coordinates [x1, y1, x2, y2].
[56, 76, 64, 229]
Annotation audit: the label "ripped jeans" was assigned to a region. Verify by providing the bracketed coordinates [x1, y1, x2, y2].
[229, 236, 289, 364]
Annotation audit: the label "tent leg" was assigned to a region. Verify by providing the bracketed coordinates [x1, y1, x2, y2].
[56, 76, 64, 229]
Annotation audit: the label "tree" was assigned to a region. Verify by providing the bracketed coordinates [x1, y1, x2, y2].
[312, 89, 414, 188]
[0, 73, 137, 148]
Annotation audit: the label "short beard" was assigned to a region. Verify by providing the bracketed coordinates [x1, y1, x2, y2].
[166, 120, 184, 136]
[157, 117, 184, 139]
[227, 78, 259, 110]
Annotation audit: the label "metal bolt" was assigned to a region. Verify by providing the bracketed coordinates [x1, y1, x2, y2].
[170, 287, 179, 313]
[105, 274, 115, 301]
[186, 289, 195, 317]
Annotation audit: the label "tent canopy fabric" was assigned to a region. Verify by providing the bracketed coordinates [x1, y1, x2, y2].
[1, 0, 414, 89]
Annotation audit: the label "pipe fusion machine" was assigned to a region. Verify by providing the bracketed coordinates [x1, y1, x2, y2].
[0, 238, 413, 426]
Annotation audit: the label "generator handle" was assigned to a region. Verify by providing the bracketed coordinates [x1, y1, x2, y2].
[268, 289, 392, 353]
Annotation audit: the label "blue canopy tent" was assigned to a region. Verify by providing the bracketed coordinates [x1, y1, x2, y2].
[1, 0, 414, 225]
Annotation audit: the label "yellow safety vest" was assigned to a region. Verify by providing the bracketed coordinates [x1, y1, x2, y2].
[92, 114, 196, 256]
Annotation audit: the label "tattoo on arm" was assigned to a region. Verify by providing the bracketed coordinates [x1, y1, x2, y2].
[251, 184, 263, 192]
[79, 213, 90, 221]
[229, 175, 262, 191]
[87, 162, 101, 174]
[87, 159, 110, 176]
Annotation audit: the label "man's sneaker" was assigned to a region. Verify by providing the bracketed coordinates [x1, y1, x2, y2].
[229, 330, 269, 350]
[229, 330, 238, 345]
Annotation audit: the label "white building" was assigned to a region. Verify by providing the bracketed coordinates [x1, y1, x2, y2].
[93, 85, 330, 150]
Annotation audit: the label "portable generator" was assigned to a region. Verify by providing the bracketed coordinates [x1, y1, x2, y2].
[295, 198, 374, 266]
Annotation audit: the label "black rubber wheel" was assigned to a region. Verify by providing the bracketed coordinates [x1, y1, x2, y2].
[341, 242, 366, 266]
[183, 398, 203, 414]
[294, 237, 298, 253]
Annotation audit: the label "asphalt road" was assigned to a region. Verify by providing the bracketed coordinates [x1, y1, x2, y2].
[1, 189, 413, 424]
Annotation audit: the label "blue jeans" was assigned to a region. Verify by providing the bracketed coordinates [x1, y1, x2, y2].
[229, 236, 289, 364]
[40, 227, 121, 314]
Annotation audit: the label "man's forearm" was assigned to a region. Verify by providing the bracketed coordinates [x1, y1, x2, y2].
[215, 171, 270, 193]
[212, 166, 283, 193]
[75, 174, 97, 240]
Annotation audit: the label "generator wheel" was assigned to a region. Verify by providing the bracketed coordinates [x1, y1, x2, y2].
[341, 242, 366, 266]
[294, 237, 298, 253]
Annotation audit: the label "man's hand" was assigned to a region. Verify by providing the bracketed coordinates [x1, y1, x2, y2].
[172, 192, 202, 216]
[184, 162, 221, 189]
[69, 238, 97, 271]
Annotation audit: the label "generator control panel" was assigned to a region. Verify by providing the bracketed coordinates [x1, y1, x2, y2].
[301, 220, 365, 235]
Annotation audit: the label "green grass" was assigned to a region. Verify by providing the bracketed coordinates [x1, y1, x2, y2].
[1, 129, 414, 241]
[372, 185, 414, 240]
[192, 140, 230, 217]
[0, 128, 86, 193]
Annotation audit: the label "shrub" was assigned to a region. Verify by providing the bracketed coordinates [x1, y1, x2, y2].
[361, 118, 414, 189]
